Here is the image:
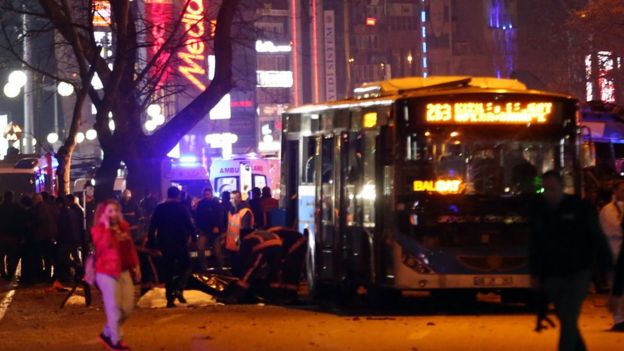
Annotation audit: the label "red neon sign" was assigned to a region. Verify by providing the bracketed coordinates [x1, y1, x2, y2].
[146, 0, 173, 89]
[230, 100, 254, 108]
[366, 17, 377, 26]
[178, 0, 207, 91]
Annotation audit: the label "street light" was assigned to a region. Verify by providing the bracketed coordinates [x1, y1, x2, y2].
[8, 70, 27, 88]
[152, 114, 165, 125]
[46, 132, 59, 144]
[57, 82, 74, 97]
[85, 129, 97, 140]
[144, 120, 157, 132]
[3, 83, 20, 98]
[76, 132, 85, 143]
[147, 104, 161, 118]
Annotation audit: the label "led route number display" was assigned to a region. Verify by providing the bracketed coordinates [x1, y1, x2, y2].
[413, 180, 463, 194]
[425, 102, 554, 124]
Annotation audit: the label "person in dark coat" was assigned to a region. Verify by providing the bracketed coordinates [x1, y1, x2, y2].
[530, 171, 613, 351]
[148, 186, 195, 307]
[120, 189, 142, 242]
[0, 191, 25, 281]
[260, 187, 279, 228]
[56, 195, 85, 283]
[32, 193, 58, 282]
[18, 196, 35, 284]
[194, 188, 224, 272]
[248, 187, 264, 229]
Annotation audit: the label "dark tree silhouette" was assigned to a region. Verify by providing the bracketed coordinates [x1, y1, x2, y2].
[1, 0, 240, 199]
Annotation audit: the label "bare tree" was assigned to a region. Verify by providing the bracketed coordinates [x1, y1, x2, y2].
[1, 0, 240, 199]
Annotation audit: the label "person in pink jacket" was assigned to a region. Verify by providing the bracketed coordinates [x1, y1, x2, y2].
[92, 199, 140, 351]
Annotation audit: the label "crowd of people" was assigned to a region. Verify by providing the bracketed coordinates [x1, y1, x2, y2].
[0, 184, 282, 288]
[0, 184, 294, 350]
[0, 191, 89, 285]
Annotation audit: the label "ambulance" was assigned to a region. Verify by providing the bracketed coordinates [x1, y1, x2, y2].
[209, 155, 280, 199]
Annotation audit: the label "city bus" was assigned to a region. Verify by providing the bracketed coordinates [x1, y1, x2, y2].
[281, 76, 580, 300]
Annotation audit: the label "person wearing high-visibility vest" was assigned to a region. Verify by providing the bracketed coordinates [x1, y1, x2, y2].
[225, 191, 255, 253]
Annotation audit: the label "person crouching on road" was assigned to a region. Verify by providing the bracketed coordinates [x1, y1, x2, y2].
[225, 229, 282, 303]
[92, 199, 140, 351]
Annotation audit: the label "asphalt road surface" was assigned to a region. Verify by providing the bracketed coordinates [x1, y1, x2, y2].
[0, 283, 623, 351]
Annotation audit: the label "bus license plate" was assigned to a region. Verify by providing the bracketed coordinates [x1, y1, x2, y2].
[473, 276, 513, 287]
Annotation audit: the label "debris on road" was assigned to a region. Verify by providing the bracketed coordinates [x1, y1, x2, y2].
[137, 288, 221, 309]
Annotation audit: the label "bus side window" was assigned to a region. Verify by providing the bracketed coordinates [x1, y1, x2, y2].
[303, 137, 318, 184]
[345, 133, 363, 227]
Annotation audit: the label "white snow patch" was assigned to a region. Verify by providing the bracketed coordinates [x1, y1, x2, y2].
[137, 288, 221, 309]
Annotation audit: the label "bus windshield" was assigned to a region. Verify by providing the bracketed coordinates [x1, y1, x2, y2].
[401, 126, 576, 196]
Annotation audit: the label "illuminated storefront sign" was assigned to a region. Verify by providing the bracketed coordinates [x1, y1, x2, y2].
[425, 102, 553, 124]
[146, 0, 174, 89]
[209, 93, 231, 120]
[255, 40, 292, 53]
[93, 1, 111, 28]
[413, 180, 462, 194]
[257, 70, 294, 88]
[178, 0, 207, 91]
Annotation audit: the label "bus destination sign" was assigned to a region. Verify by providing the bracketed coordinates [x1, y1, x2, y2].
[425, 102, 554, 124]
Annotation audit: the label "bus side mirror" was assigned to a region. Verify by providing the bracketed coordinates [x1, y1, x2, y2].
[581, 141, 596, 169]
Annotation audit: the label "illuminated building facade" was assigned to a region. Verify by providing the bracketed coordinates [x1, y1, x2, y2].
[297, 0, 518, 97]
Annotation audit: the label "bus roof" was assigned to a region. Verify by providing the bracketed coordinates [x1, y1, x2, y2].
[287, 76, 574, 114]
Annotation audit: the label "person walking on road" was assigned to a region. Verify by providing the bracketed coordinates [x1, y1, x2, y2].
[148, 186, 195, 308]
[92, 199, 140, 351]
[194, 188, 224, 272]
[530, 170, 613, 351]
[599, 180, 624, 331]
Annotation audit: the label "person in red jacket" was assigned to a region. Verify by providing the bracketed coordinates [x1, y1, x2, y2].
[92, 199, 140, 351]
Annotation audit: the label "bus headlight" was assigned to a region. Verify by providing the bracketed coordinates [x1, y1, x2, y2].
[402, 250, 434, 274]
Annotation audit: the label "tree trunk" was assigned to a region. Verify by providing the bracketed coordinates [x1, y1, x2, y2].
[125, 154, 164, 201]
[55, 146, 73, 196]
[94, 150, 121, 202]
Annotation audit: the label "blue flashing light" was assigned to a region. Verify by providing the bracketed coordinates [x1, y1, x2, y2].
[421, 11, 426, 22]
[422, 42, 427, 53]
[179, 155, 199, 164]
